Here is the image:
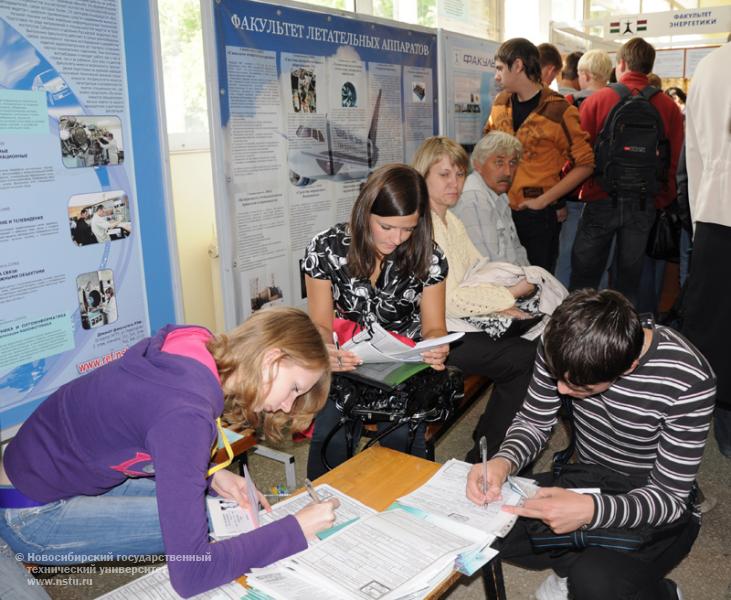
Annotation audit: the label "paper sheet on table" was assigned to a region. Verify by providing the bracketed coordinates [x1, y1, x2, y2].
[208, 483, 373, 541]
[284, 508, 480, 600]
[396, 458, 537, 538]
[260, 483, 376, 537]
[247, 565, 343, 600]
[96, 566, 245, 599]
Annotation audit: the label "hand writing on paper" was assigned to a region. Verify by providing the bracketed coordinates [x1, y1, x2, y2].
[466, 457, 512, 505]
[327, 343, 361, 372]
[295, 498, 341, 540]
[421, 343, 449, 371]
[501, 487, 594, 534]
[211, 469, 272, 512]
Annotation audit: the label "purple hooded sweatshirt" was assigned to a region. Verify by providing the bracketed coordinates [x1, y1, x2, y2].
[4, 325, 307, 597]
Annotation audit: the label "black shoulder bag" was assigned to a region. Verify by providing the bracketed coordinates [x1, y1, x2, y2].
[321, 366, 463, 470]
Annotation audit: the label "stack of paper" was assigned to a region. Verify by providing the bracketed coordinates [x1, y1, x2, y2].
[105, 463, 535, 600]
[247, 507, 491, 600]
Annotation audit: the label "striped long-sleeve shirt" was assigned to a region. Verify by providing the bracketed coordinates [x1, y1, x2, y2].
[495, 325, 716, 529]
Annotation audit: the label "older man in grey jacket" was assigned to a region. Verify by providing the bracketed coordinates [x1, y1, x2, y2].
[453, 132, 529, 266]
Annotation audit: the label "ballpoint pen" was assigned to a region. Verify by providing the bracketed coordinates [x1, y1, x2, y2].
[479, 435, 488, 506]
[304, 478, 322, 503]
[332, 331, 343, 369]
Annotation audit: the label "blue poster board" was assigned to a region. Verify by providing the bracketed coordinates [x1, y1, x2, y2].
[205, 0, 438, 329]
[0, 0, 179, 434]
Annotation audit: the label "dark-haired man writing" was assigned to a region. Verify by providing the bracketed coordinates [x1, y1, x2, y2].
[467, 289, 715, 600]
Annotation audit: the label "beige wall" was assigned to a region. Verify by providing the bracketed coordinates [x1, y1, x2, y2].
[168, 149, 221, 331]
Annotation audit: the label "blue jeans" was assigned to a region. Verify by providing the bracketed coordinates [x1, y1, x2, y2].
[570, 197, 656, 307]
[555, 201, 583, 287]
[679, 229, 692, 288]
[0, 478, 164, 564]
[0, 538, 50, 599]
[637, 256, 666, 317]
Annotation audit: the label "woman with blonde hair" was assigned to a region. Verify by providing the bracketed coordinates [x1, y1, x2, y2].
[413, 136, 539, 462]
[0, 307, 338, 597]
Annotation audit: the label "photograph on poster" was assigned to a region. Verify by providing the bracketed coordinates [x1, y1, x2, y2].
[412, 82, 426, 102]
[250, 273, 284, 312]
[287, 89, 382, 186]
[291, 68, 317, 113]
[59, 115, 124, 168]
[341, 81, 357, 107]
[68, 190, 131, 246]
[76, 269, 118, 329]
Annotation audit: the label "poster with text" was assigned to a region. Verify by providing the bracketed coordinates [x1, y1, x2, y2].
[0, 1, 158, 434]
[207, 0, 438, 328]
[439, 30, 499, 153]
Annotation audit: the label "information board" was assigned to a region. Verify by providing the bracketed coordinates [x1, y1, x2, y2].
[203, 0, 439, 329]
[0, 0, 178, 435]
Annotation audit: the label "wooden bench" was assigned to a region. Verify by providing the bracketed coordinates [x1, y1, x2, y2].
[424, 374, 491, 460]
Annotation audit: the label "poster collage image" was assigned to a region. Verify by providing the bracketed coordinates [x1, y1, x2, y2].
[0, 1, 150, 426]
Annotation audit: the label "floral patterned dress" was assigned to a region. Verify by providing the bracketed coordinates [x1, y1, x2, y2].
[302, 223, 448, 340]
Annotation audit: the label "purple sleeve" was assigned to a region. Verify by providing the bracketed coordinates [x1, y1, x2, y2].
[146, 409, 308, 598]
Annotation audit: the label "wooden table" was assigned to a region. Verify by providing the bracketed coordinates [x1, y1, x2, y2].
[313, 446, 506, 600]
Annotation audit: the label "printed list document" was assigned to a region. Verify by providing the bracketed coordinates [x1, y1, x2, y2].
[343, 322, 464, 363]
[208, 483, 375, 541]
[260, 483, 376, 532]
[284, 508, 485, 600]
[396, 458, 538, 538]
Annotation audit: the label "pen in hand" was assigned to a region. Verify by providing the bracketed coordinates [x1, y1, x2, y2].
[304, 478, 322, 503]
[479, 436, 488, 507]
[332, 331, 343, 369]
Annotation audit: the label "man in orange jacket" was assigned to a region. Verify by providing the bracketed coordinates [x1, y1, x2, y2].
[485, 38, 594, 272]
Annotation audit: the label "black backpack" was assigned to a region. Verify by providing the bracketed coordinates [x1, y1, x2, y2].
[593, 83, 670, 207]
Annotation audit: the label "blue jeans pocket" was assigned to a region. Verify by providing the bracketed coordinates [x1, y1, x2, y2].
[2, 501, 66, 550]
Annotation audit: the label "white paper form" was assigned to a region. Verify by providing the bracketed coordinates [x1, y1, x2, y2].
[397, 458, 537, 538]
[286, 508, 478, 600]
[260, 483, 376, 531]
[96, 566, 245, 600]
[247, 565, 343, 600]
[343, 322, 464, 363]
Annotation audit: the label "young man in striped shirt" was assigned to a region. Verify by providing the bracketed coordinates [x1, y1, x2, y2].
[467, 289, 715, 600]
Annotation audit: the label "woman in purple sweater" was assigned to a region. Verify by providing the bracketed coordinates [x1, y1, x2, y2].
[0, 307, 338, 597]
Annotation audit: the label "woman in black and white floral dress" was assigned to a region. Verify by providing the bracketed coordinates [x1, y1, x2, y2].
[303, 164, 450, 478]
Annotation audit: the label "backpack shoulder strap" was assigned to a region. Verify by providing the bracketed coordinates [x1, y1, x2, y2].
[640, 85, 662, 100]
[608, 82, 631, 100]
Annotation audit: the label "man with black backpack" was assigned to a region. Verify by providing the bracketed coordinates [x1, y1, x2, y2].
[569, 37, 683, 307]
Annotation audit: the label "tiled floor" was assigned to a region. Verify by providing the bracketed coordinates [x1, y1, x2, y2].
[39, 389, 731, 599]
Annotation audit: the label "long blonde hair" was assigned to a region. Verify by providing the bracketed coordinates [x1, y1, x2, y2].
[207, 307, 330, 441]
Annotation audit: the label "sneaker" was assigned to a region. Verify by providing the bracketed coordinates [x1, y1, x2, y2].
[662, 578, 684, 600]
[535, 573, 569, 600]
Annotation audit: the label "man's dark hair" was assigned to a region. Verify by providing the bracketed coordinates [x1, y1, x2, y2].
[496, 38, 542, 84]
[543, 289, 644, 386]
[562, 51, 584, 81]
[617, 37, 656, 74]
[538, 43, 562, 71]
